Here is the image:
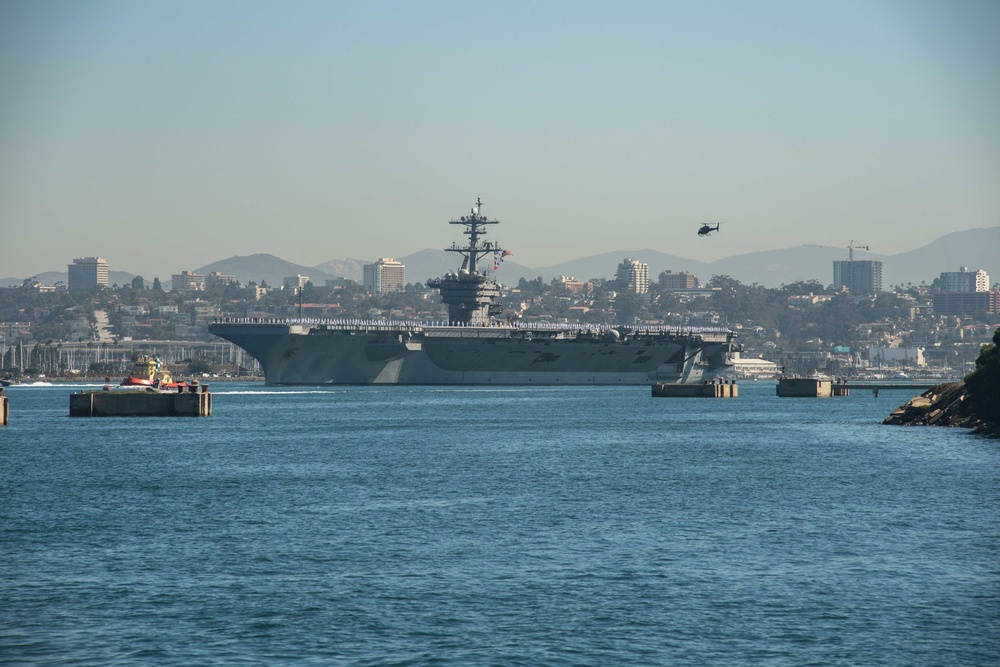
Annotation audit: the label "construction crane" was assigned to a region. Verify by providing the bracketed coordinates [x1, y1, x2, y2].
[845, 240, 869, 261]
[822, 240, 873, 295]
[821, 240, 869, 261]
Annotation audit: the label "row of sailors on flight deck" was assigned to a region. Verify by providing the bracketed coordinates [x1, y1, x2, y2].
[213, 317, 732, 335]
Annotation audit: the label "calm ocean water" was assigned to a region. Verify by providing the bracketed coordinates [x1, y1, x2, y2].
[1, 382, 998, 666]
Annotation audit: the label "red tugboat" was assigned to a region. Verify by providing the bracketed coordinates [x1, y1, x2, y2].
[120, 355, 188, 390]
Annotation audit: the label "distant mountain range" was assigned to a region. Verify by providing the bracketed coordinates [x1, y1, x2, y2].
[524, 227, 1000, 289]
[3, 227, 997, 290]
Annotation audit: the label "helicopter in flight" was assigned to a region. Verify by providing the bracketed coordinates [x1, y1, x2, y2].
[697, 222, 722, 236]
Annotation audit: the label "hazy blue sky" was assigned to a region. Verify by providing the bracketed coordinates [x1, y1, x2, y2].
[1, 0, 997, 280]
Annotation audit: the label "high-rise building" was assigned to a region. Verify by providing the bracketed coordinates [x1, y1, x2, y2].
[939, 267, 989, 293]
[205, 271, 237, 288]
[363, 258, 405, 294]
[616, 259, 650, 294]
[932, 290, 1000, 318]
[555, 276, 589, 294]
[67, 257, 109, 292]
[283, 275, 310, 290]
[171, 270, 205, 292]
[833, 260, 882, 295]
[658, 270, 700, 290]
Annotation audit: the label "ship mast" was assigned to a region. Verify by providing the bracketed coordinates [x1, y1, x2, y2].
[428, 197, 507, 325]
[446, 197, 504, 275]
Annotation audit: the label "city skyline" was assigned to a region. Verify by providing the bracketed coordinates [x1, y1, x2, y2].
[2, 1, 998, 280]
[0, 223, 997, 292]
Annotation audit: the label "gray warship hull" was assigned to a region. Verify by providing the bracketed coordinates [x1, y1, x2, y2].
[209, 320, 735, 385]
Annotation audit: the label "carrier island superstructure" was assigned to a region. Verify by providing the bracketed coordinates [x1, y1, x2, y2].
[208, 199, 737, 385]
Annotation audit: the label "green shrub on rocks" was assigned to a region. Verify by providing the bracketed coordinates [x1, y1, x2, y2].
[964, 327, 1000, 424]
[885, 327, 999, 434]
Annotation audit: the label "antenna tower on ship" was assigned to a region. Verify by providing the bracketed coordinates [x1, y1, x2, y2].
[445, 197, 505, 275]
[428, 197, 507, 326]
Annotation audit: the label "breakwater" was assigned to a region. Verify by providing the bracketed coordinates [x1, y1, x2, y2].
[883, 382, 998, 435]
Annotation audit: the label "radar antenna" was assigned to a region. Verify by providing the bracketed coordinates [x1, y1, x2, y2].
[427, 198, 508, 325]
[446, 196, 504, 275]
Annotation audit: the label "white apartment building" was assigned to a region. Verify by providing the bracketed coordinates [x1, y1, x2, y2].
[171, 270, 205, 292]
[616, 258, 650, 294]
[939, 267, 989, 293]
[363, 258, 406, 294]
[68, 257, 109, 292]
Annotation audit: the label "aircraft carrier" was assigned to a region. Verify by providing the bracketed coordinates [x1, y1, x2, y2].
[209, 199, 737, 385]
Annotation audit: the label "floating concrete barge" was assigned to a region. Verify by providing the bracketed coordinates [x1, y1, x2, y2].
[777, 378, 834, 397]
[652, 381, 738, 398]
[70, 385, 212, 417]
[776, 378, 851, 397]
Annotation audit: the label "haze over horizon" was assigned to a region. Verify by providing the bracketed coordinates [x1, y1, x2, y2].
[2, 1, 998, 280]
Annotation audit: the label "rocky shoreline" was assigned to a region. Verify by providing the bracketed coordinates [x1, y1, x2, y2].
[883, 382, 999, 436]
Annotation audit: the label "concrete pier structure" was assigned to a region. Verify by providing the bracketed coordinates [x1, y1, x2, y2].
[777, 378, 833, 397]
[652, 381, 738, 398]
[777, 378, 935, 398]
[70, 385, 212, 417]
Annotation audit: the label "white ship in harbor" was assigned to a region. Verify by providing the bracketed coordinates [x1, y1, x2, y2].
[209, 199, 737, 385]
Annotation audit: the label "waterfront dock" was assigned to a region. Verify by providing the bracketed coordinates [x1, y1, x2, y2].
[777, 378, 941, 398]
[70, 385, 212, 417]
[842, 381, 940, 397]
